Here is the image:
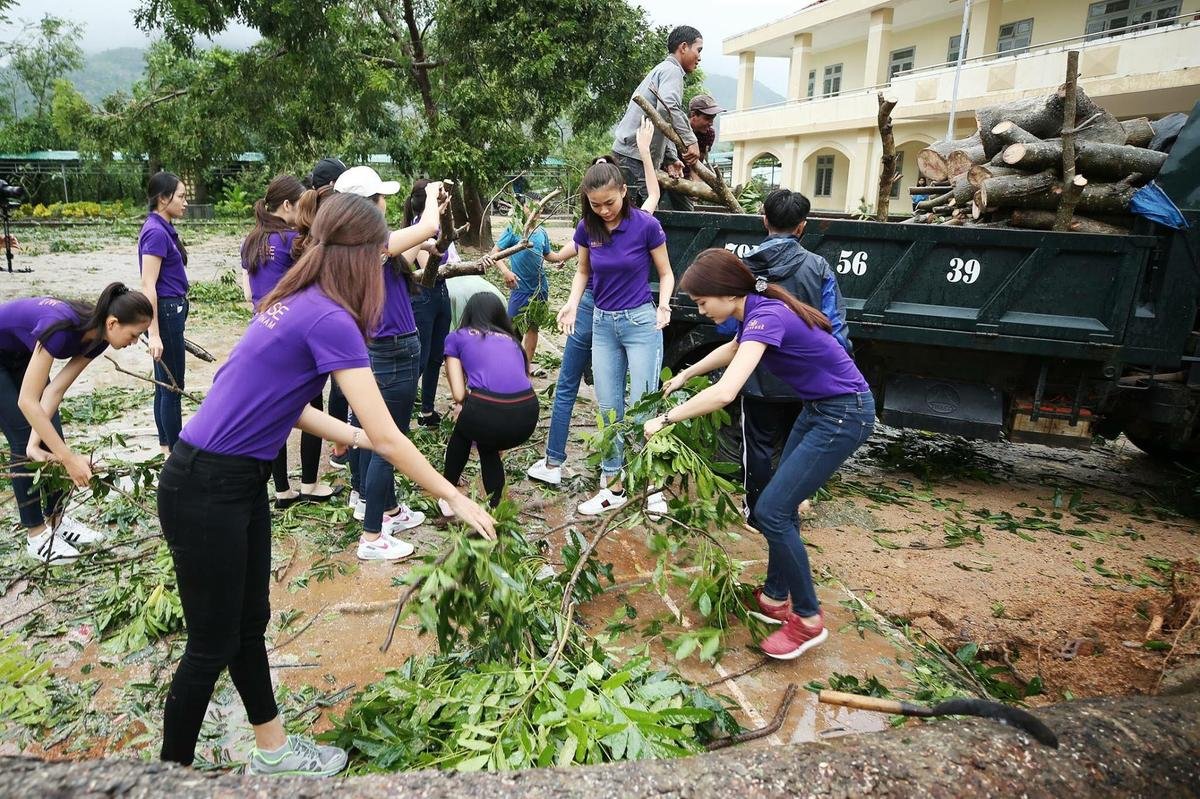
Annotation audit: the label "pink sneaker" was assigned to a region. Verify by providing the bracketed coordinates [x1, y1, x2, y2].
[760, 611, 827, 660]
[744, 587, 790, 625]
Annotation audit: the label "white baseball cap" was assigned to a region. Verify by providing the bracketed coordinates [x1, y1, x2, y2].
[333, 165, 401, 197]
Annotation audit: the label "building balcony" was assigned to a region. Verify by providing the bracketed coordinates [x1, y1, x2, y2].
[722, 16, 1200, 144]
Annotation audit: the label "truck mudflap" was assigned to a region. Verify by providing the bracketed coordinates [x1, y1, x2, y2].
[881, 375, 1004, 440]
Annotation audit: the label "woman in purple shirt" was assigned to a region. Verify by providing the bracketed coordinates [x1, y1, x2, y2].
[138, 171, 190, 453]
[557, 161, 674, 517]
[240, 174, 337, 508]
[0, 284, 152, 564]
[439, 292, 538, 511]
[643, 248, 875, 662]
[157, 192, 495, 774]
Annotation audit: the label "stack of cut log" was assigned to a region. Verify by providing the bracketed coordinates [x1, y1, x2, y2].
[908, 85, 1171, 233]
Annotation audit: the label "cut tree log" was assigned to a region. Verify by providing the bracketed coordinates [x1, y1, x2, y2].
[967, 164, 1024, 189]
[990, 121, 1042, 147]
[1121, 117, 1155, 148]
[917, 134, 983, 182]
[1002, 139, 1168, 180]
[978, 169, 1061, 208]
[656, 171, 721, 204]
[976, 94, 1066, 157]
[915, 190, 953, 212]
[412, 241, 532, 283]
[946, 146, 987, 178]
[875, 93, 899, 221]
[632, 93, 743, 213]
[1009, 209, 1131, 234]
[1057, 82, 1126, 146]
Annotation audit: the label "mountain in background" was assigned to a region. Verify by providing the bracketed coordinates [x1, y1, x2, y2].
[704, 72, 785, 113]
[68, 47, 146, 104]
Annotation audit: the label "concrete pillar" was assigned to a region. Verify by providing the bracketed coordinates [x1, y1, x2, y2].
[845, 130, 874, 213]
[864, 7, 894, 87]
[737, 52, 756, 110]
[966, 0, 1005, 59]
[786, 33, 813, 101]
[732, 141, 748, 187]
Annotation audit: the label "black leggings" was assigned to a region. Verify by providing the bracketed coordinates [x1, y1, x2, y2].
[444, 388, 538, 506]
[158, 440, 277, 766]
[271, 393, 322, 492]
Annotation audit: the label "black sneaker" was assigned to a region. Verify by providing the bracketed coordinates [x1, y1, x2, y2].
[328, 450, 350, 470]
[417, 410, 442, 428]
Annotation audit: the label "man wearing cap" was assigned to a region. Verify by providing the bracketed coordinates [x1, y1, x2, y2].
[611, 25, 704, 206]
[668, 93, 725, 210]
[307, 157, 348, 190]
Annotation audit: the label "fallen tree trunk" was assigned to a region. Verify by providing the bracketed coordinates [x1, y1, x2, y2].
[413, 241, 530, 282]
[978, 169, 1060, 208]
[984, 174, 1141, 214]
[1059, 82, 1126, 146]
[632, 93, 743, 212]
[4, 694, 1196, 798]
[917, 134, 982, 182]
[991, 120, 1042, 147]
[946, 146, 986, 178]
[967, 164, 1024, 189]
[1009, 208, 1131, 234]
[875, 93, 899, 221]
[976, 94, 1066, 157]
[656, 171, 721, 204]
[1002, 139, 1169, 180]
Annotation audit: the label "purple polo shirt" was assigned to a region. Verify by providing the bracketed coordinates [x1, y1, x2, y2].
[180, 285, 369, 460]
[737, 294, 869, 400]
[572, 208, 666, 312]
[242, 230, 298, 306]
[138, 213, 189, 298]
[0, 298, 108, 359]
[374, 258, 418, 338]
[443, 329, 531, 394]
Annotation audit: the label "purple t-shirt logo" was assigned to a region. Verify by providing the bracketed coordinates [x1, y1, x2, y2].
[261, 302, 290, 328]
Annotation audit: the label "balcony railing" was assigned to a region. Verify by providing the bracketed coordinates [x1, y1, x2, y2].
[732, 11, 1199, 116]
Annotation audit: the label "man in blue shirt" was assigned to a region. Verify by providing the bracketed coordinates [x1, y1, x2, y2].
[486, 220, 553, 372]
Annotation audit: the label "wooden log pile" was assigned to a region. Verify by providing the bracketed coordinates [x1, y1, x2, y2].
[909, 71, 1172, 232]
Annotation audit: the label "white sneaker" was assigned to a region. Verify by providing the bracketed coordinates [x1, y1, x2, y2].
[353, 498, 366, 521]
[347, 489, 360, 510]
[527, 458, 562, 486]
[26, 530, 80, 564]
[356, 535, 413, 562]
[437, 498, 456, 518]
[646, 492, 669, 518]
[578, 487, 627, 516]
[382, 533, 416, 559]
[56, 515, 106, 546]
[382, 504, 425, 534]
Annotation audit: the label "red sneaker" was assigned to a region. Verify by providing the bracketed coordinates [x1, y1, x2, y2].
[760, 611, 827, 660]
[744, 587, 790, 625]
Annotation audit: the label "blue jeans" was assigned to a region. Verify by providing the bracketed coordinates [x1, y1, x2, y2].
[0, 353, 65, 528]
[412, 280, 451, 415]
[756, 391, 875, 616]
[356, 333, 420, 533]
[545, 290, 594, 466]
[154, 296, 188, 449]
[591, 301, 662, 477]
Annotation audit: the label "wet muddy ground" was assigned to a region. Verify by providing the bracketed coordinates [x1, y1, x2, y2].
[1, 224, 1196, 764]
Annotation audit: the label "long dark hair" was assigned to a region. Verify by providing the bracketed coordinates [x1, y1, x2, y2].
[242, 174, 304, 275]
[680, 248, 832, 332]
[580, 162, 630, 246]
[291, 184, 335, 260]
[146, 171, 188, 264]
[260, 193, 388, 336]
[457, 292, 527, 368]
[38, 282, 154, 350]
[404, 178, 430, 227]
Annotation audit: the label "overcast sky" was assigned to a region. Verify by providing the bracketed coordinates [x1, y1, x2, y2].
[5, 0, 798, 92]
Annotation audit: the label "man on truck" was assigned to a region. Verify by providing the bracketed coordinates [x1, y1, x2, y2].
[611, 25, 704, 206]
[740, 189, 852, 527]
[667, 92, 725, 211]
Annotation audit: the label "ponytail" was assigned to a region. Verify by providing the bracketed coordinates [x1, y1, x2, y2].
[242, 174, 304, 274]
[679, 248, 832, 332]
[37, 282, 154, 350]
[146, 170, 189, 265]
[292, 184, 335, 260]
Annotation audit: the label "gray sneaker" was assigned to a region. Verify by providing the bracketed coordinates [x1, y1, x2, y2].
[247, 735, 348, 777]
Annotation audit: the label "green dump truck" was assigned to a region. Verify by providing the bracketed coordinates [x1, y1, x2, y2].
[657, 107, 1200, 460]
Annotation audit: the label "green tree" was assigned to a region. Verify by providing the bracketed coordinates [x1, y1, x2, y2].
[132, 0, 666, 245]
[11, 14, 84, 120]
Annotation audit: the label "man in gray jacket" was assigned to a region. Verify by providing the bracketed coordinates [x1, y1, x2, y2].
[612, 25, 703, 206]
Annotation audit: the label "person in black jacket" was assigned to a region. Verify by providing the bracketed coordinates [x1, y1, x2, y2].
[739, 189, 852, 528]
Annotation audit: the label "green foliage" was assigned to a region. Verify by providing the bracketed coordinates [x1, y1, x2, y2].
[8, 14, 84, 119]
[806, 672, 893, 698]
[323, 652, 737, 773]
[17, 200, 136, 220]
[61, 386, 153, 426]
[88, 542, 185, 653]
[0, 633, 54, 727]
[214, 184, 253, 218]
[736, 176, 768, 215]
[189, 270, 251, 323]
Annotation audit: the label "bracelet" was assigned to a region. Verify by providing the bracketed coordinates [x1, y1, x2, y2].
[661, 411, 672, 426]
[350, 428, 361, 449]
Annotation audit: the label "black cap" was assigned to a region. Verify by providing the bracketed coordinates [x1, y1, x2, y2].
[309, 157, 347, 189]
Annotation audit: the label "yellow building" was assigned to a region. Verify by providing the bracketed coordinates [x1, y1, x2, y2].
[723, 0, 1200, 214]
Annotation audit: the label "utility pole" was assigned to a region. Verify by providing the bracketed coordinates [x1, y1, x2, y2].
[947, 0, 973, 140]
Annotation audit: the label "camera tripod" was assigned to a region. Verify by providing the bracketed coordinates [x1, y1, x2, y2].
[1, 202, 30, 273]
